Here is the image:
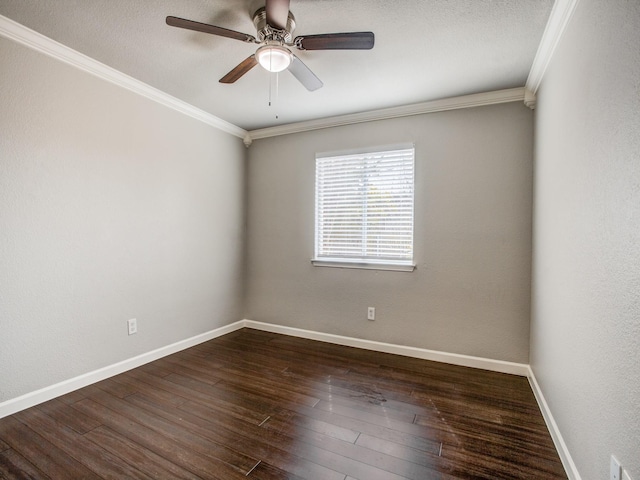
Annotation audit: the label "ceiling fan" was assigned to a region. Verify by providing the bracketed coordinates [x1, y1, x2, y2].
[166, 0, 375, 92]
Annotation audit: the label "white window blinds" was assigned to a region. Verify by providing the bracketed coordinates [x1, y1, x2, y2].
[314, 145, 415, 268]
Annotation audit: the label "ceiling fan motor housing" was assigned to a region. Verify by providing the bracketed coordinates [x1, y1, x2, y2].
[252, 7, 296, 43]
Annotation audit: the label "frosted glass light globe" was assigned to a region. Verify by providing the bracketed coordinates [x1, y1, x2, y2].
[256, 45, 292, 73]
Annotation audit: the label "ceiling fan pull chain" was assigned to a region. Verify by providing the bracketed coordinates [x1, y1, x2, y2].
[267, 70, 280, 119]
[268, 68, 272, 106]
[275, 72, 280, 119]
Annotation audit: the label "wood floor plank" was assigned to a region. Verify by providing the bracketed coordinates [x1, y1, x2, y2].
[442, 444, 568, 479]
[85, 388, 260, 475]
[130, 393, 345, 480]
[198, 366, 322, 408]
[261, 414, 448, 480]
[311, 398, 451, 440]
[246, 460, 308, 479]
[153, 357, 223, 386]
[0, 328, 567, 479]
[314, 398, 417, 425]
[206, 357, 427, 423]
[55, 388, 89, 406]
[217, 336, 364, 373]
[125, 370, 272, 425]
[135, 361, 174, 378]
[268, 409, 361, 443]
[355, 432, 442, 464]
[96, 375, 141, 398]
[0, 449, 49, 479]
[283, 400, 458, 449]
[415, 411, 558, 455]
[0, 415, 100, 479]
[84, 425, 202, 480]
[14, 407, 153, 479]
[34, 397, 101, 434]
[283, 442, 411, 480]
[204, 341, 351, 378]
[72, 398, 247, 480]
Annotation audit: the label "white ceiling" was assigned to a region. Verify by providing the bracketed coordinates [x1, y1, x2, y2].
[0, 0, 554, 131]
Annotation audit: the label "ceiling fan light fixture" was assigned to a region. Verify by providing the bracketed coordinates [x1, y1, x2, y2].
[256, 44, 292, 72]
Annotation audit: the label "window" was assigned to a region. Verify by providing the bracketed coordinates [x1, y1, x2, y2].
[313, 144, 415, 271]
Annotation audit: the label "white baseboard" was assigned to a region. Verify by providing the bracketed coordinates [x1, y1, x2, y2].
[527, 367, 582, 480]
[242, 319, 530, 376]
[1, 316, 575, 480]
[1, 318, 576, 480]
[0, 320, 246, 419]
[0, 318, 531, 420]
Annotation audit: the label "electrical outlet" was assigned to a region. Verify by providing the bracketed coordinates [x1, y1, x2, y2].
[367, 307, 375, 321]
[611, 456, 622, 480]
[622, 470, 632, 480]
[127, 318, 137, 335]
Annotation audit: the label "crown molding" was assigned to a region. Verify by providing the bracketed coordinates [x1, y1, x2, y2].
[0, 14, 247, 140]
[526, 0, 581, 94]
[524, 88, 537, 110]
[246, 87, 527, 143]
[1, 10, 555, 145]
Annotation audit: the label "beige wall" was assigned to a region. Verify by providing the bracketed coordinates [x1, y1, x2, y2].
[531, 0, 640, 478]
[0, 37, 246, 402]
[245, 102, 534, 363]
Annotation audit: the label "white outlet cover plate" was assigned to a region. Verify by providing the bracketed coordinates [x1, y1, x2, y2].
[127, 318, 137, 335]
[611, 456, 622, 480]
[623, 471, 632, 480]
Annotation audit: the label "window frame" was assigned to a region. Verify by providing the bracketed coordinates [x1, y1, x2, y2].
[312, 143, 416, 272]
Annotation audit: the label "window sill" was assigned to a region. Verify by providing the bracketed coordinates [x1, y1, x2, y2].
[311, 259, 416, 272]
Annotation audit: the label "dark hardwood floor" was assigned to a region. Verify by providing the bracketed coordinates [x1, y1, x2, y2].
[0, 328, 567, 479]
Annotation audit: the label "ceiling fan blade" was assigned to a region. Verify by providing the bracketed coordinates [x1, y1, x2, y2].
[288, 55, 323, 91]
[166, 16, 257, 43]
[219, 55, 258, 83]
[265, 0, 290, 30]
[295, 32, 375, 50]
